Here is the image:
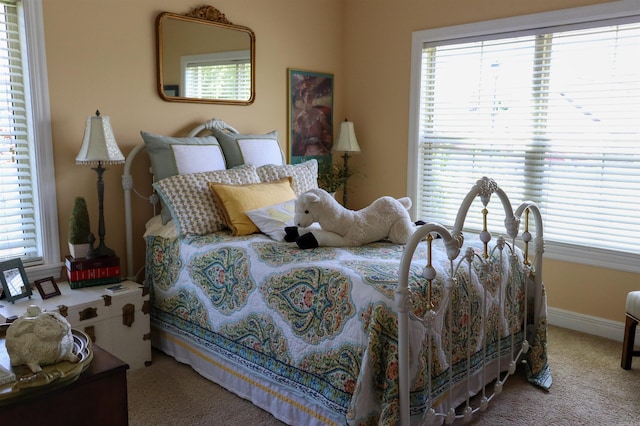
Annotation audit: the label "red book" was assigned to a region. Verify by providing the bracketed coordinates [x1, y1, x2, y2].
[65, 255, 120, 271]
[67, 265, 121, 282]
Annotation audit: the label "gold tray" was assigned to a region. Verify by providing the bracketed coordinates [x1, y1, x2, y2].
[0, 324, 93, 404]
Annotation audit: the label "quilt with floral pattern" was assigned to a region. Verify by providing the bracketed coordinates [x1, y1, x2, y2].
[145, 230, 549, 425]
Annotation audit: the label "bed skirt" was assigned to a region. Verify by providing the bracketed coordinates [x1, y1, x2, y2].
[151, 321, 346, 426]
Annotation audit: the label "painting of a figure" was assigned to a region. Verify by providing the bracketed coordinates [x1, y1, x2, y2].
[288, 69, 333, 164]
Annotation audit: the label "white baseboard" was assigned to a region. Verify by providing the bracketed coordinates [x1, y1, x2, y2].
[547, 306, 637, 343]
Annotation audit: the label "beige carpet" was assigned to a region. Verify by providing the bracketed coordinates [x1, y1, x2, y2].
[127, 326, 640, 425]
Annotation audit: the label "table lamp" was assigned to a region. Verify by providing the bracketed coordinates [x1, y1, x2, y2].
[75, 110, 124, 258]
[333, 119, 361, 207]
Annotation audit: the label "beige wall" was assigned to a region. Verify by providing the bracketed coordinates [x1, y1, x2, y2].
[43, 0, 637, 326]
[43, 0, 346, 280]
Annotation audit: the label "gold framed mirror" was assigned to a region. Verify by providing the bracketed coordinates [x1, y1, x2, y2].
[156, 6, 255, 105]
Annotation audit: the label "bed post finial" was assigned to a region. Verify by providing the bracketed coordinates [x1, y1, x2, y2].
[477, 176, 498, 207]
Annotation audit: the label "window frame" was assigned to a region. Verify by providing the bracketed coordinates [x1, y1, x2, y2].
[14, 0, 60, 281]
[408, 0, 640, 273]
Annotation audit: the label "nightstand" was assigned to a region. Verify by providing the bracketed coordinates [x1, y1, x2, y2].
[0, 280, 151, 370]
[2, 345, 129, 425]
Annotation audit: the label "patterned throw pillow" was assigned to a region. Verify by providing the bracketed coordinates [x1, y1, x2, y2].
[256, 159, 318, 196]
[153, 165, 261, 237]
[245, 199, 296, 241]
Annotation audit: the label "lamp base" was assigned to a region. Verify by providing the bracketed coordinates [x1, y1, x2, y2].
[86, 233, 116, 259]
[86, 244, 115, 259]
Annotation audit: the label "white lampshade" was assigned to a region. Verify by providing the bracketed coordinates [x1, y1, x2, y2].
[333, 120, 361, 153]
[76, 110, 125, 165]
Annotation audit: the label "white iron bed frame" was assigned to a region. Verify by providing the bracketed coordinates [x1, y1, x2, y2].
[396, 177, 544, 425]
[122, 119, 545, 425]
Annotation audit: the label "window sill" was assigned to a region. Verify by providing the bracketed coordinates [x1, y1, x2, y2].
[543, 241, 639, 274]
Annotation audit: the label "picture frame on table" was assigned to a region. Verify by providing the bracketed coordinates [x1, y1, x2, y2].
[0, 258, 32, 304]
[34, 276, 62, 300]
[287, 68, 334, 169]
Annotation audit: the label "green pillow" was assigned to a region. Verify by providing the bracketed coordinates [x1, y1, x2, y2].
[141, 131, 228, 224]
[141, 131, 226, 182]
[211, 129, 283, 168]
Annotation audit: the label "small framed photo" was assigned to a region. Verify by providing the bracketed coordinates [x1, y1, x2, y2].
[34, 276, 61, 300]
[0, 258, 32, 304]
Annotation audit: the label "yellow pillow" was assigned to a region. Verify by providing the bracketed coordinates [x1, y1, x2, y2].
[208, 177, 297, 236]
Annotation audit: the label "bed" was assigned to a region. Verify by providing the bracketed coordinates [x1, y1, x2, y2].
[123, 119, 551, 425]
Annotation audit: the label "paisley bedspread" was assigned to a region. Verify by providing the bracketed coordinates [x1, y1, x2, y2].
[145, 230, 549, 425]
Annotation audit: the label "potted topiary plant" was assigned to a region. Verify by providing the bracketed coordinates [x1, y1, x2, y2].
[68, 196, 91, 259]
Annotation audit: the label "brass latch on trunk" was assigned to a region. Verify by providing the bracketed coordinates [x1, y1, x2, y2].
[122, 303, 135, 327]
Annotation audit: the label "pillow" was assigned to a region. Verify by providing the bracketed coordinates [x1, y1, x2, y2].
[141, 131, 226, 181]
[153, 165, 261, 237]
[245, 199, 296, 241]
[142, 131, 228, 223]
[211, 128, 284, 168]
[208, 178, 297, 236]
[256, 159, 318, 196]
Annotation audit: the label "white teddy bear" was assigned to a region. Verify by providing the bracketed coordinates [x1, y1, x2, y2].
[285, 188, 421, 249]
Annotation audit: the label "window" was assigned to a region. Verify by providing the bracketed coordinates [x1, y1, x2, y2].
[408, 1, 640, 272]
[181, 50, 251, 101]
[0, 0, 59, 280]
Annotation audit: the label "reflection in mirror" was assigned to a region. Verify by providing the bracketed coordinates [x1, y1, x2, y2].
[157, 6, 255, 105]
[0, 258, 32, 303]
[5, 268, 24, 296]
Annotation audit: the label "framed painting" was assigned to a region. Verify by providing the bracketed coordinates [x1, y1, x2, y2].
[287, 69, 334, 167]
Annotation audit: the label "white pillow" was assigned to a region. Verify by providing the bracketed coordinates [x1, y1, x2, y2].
[141, 131, 228, 224]
[237, 138, 284, 167]
[141, 131, 226, 181]
[172, 144, 226, 174]
[211, 129, 284, 168]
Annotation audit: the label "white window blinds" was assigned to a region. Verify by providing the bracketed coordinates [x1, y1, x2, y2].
[0, 1, 39, 262]
[412, 12, 640, 266]
[183, 50, 251, 101]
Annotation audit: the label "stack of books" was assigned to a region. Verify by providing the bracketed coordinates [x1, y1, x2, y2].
[65, 255, 121, 289]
